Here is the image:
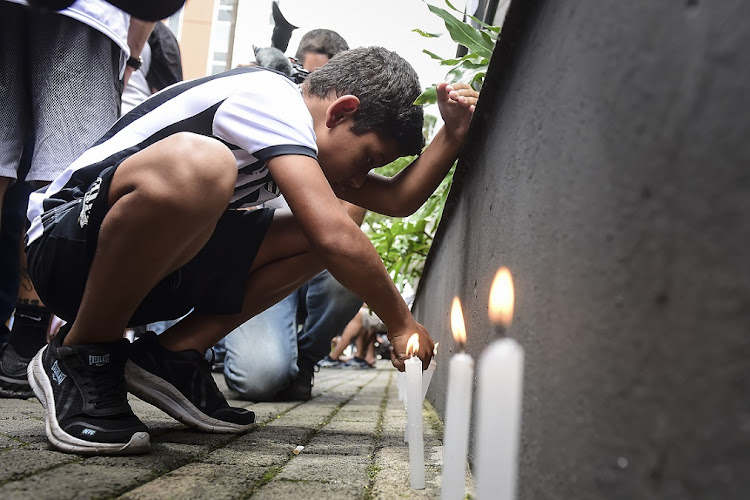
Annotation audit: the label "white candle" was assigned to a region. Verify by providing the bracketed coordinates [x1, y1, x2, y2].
[474, 338, 524, 500]
[405, 333, 425, 490]
[441, 297, 473, 500]
[398, 371, 407, 402]
[475, 267, 523, 500]
[421, 348, 438, 401]
[441, 352, 474, 499]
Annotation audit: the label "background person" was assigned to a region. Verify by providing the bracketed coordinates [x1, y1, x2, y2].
[0, 0, 153, 398]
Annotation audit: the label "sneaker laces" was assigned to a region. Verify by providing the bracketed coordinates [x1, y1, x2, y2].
[63, 347, 128, 411]
[81, 363, 127, 410]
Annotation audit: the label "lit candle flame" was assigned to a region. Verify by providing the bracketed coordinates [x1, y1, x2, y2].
[451, 297, 467, 350]
[433, 342, 440, 356]
[406, 333, 420, 357]
[488, 267, 515, 329]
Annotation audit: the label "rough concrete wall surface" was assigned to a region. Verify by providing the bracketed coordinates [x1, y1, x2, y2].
[412, 1, 750, 498]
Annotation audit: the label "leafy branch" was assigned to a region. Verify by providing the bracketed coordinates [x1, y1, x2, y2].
[363, 1, 499, 292]
[414, 0, 500, 104]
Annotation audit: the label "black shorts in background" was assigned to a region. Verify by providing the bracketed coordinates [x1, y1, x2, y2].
[27, 165, 274, 326]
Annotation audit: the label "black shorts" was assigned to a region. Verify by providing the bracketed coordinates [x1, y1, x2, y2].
[27, 165, 274, 326]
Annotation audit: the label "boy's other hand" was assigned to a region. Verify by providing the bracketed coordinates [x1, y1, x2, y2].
[437, 82, 479, 142]
[389, 323, 435, 372]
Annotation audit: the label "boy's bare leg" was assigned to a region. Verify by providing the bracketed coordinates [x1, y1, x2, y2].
[64, 133, 238, 347]
[330, 310, 364, 360]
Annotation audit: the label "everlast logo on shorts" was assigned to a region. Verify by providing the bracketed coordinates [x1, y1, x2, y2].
[89, 354, 110, 367]
[79, 177, 103, 228]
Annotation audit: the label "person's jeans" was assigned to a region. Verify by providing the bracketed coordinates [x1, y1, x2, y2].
[217, 270, 362, 401]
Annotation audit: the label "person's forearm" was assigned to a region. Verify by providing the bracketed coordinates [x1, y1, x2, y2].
[124, 19, 156, 86]
[387, 125, 464, 215]
[313, 219, 412, 333]
[128, 19, 155, 58]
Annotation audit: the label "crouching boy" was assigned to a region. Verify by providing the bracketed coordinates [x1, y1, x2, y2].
[25, 46, 478, 454]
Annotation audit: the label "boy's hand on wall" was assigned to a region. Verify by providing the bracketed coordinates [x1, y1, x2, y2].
[388, 322, 435, 372]
[437, 82, 479, 143]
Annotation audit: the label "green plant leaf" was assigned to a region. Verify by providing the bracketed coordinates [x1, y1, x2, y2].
[412, 28, 442, 38]
[414, 85, 437, 105]
[426, 3, 495, 59]
[445, 59, 487, 87]
[480, 30, 496, 47]
[422, 49, 446, 62]
[443, 0, 462, 13]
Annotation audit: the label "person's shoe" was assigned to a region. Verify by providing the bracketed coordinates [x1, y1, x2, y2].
[316, 355, 342, 369]
[0, 342, 35, 399]
[26, 327, 150, 455]
[125, 332, 255, 433]
[341, 357, 375, 370]
[273, 359, 316, 401]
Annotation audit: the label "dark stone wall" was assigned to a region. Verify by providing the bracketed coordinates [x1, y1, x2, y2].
[412, 1, 750, 498]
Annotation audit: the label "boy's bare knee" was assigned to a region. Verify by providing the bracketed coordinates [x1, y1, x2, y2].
[165, 133, 237, 197]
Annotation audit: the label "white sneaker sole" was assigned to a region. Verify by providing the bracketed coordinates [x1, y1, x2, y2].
[125, 360, 254, 434]
[27, 346, 151, 455]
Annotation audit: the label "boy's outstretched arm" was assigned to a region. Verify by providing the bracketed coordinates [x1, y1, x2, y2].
[335, 82, 479, 217]
[267, 154, 435, 371]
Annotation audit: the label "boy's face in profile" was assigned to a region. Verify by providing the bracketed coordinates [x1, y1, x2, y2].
[316, 126, 401, 191]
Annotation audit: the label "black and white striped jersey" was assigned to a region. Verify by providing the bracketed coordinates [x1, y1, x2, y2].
[27, 66, 317, 246]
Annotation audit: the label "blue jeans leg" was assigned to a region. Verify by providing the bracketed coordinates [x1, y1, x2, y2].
[221, 292, 299, 401]
[297, 270, 363, 365]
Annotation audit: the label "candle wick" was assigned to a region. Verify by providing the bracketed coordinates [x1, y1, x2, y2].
[493, 324, 507, 338]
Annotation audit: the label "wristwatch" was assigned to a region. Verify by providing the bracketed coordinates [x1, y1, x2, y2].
[126, 56, 143, 71]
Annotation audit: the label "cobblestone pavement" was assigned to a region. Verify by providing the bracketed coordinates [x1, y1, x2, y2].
[0, 361, 471, 499]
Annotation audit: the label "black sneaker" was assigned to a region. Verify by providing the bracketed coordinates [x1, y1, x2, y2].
[125, 332, 255, 433]
[27, 328, 150, 455]
[0, 343, 34, 399]
[273, 359, 316, 401]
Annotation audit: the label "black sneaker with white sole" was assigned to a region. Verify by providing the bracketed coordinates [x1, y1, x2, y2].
[125, 332, 255, 433]
[27, 327, 150, 455]
[0, 343, 34, 399]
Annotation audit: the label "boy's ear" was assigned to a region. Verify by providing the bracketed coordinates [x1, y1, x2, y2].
[325, 95, 360, 128]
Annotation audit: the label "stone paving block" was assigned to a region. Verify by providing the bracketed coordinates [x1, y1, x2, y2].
[370, 446, 442, 499]
[275, 454, 371, 487]
[120, 462, 265, 500]
[0, 447, 76, 483]
[323, 417, 378, 435]
[305, 430, 374, 456]
[272, 406, 337, 430]
[0, 434, 23, 450]
[152, 428, 238, 449]
[333, 407, 381, 423]
[205, 438, 292, 468]
[249, 401, 301, 424]
[243, 425, 311, 451]
[85, 441, 204, 474]
[0, 400, 46, 440]
[0, 462, 152, 500]
[254, 479, 361, 499]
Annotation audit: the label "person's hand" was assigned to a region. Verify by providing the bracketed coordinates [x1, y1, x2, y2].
[388, 322, 435, 372]
[437, 82, 480, 143]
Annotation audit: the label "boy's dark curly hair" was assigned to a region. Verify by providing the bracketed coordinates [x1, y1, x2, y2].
[303, 46, 425, 157]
